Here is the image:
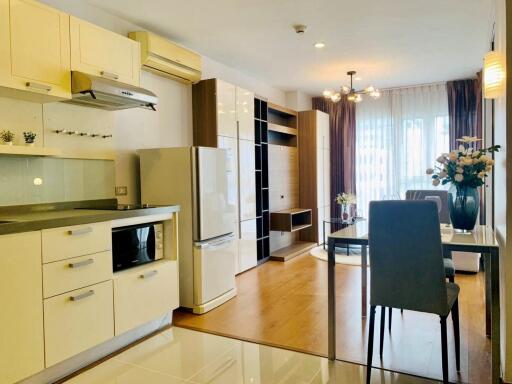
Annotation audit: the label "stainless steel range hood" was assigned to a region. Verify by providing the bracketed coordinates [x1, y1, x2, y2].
[64, 71, 158, 111]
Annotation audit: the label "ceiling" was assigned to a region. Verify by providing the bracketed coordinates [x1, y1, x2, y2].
[88, 0, 493, 96]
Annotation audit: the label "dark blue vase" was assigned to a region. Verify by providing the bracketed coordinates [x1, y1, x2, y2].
[448, 185, 479, 232]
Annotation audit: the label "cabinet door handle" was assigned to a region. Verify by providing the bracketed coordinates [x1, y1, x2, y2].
[68, 227, 93, 236]
[26, 82, 52, 92]
[68, 258, 94, 269]
[69, 290, 94, 301]
[100, 71, 119, 80]
[139, 270, 158, 279]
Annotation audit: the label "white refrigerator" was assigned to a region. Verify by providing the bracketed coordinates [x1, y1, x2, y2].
[139, 147, 237, 314]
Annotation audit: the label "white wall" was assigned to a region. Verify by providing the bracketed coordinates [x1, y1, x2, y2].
[285, 90, 313, 111]
[491, 0, 511, 381]
[37, 0, 286, 204]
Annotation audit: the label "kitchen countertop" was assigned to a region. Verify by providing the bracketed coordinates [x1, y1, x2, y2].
[0, 205, 180, 235]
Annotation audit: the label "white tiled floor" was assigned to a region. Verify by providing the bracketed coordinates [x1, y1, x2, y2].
[65, 327, 439, 384]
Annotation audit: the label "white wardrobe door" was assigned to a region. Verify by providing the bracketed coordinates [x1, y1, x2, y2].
[316, 147, 324, 208]
[236, 86, 255, 141]
[323, 148, 331, 207]
[238, 219, 257, 273]
[218, 135, 239, 224]
[238, 139, 256, 221]
[217, 79, 237, 138]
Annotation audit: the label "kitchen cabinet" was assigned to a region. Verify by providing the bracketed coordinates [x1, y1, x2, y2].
[217, 79, 237, 138]
[44, 280, 114, 367]
[236, 86, 255, 140]
[0, 0, 71, 100]
[0, 231, 45, 384]
[113, 260, 178, 335]
[70, 16, 141, 87]
[43, 250, 113, 299]
[42, 221, 111, 263]
[193, 78, 257, 273]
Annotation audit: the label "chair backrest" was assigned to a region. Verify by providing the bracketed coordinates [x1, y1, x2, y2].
[368, 200, 448, 315]
[405, 190, 450, 224]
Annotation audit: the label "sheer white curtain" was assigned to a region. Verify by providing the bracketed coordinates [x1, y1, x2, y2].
[355, 84, 449, 216]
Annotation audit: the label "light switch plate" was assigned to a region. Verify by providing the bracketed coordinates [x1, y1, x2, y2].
[115, 186, 128, 196]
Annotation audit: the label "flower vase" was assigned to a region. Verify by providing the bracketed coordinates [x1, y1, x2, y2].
[25, 142, 35, 147]
[448, 184, 480, 232]
[340, 204, 350, 222]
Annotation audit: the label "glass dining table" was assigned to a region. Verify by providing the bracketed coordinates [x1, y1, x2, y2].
[326, 222, 501, 383]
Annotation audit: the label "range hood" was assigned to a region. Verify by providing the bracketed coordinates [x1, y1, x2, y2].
[64, 71, 158, 111]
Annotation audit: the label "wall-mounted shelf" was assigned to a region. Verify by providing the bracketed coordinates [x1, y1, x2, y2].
[0, 145, 61, 157]
[270, 208, 312, 232]
[268, 123, 297, 136]
[0, 145, 116, 161]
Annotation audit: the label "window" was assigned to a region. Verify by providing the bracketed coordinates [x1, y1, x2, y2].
[355, 84, 449, 217]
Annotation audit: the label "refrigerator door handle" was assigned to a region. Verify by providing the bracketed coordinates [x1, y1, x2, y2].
[195, 234, 235, 250]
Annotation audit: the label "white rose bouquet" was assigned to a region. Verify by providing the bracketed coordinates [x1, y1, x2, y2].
[426, 136, 500, 188]
[335, 192, 356, 206]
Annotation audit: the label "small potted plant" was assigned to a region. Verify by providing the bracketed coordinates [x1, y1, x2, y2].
[0, 130, 15, 145]
[23, 131, 37, 147]
[335, 192, 356, 222]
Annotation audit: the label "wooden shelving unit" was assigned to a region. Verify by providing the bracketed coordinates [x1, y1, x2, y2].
[267, 102, 298, 147]
[270, 208, 312, 232]
[255, 97, 270, 264]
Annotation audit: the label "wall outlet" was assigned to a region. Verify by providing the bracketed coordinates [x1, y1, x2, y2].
[115, 186, 128, 196]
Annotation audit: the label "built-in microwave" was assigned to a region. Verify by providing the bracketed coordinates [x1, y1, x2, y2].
[112, 222, 163, 272]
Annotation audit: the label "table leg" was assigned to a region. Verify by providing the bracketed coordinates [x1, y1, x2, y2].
[323, 221, 326, 251]
[328, 238, 336, 361]
[361, 245, 368, 318]
[485, 253, 491, 337]
[490, 248, 500, 384]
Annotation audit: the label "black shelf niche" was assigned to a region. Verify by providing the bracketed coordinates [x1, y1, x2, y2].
[255, 97, 270, 263]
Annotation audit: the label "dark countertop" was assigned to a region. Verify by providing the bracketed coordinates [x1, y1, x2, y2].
[0, 203, 180, 236]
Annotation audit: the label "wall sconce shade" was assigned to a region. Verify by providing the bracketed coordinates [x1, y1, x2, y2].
[483, 51, 506, 99]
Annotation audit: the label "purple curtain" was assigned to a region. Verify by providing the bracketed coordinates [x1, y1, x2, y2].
[447, 73, 483, 150]
[312, 96, 356, 220]
[447, 73, 484, 222]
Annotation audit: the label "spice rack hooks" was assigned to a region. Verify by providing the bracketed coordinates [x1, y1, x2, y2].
[54, 129, 113, 139]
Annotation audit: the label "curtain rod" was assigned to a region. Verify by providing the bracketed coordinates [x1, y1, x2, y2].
[380, 81, 447, 92]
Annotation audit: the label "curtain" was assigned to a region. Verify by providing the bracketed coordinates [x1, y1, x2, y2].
[447, 74, 483, 150]
[312, 96, 356, 219]
[447, 74, 484, 222]
[355, 84, 449, 217]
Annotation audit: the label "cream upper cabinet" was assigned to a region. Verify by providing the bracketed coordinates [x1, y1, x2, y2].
[216, 79, 237, 138]
[2, 0, 71, 99]
[0, 231, 44, 384]
[70, 16, 141, 87]
[236, 86, 254, 141]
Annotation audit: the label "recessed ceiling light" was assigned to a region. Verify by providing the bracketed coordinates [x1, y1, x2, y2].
[355, 77, 362, 81]
[314, 42, 325, 49]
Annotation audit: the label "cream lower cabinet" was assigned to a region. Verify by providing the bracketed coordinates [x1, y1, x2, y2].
[44, 280, 114, 367]
[0, 231, 44, 384]
[114, 260, 178, 335]
[0, 0, 71, 100]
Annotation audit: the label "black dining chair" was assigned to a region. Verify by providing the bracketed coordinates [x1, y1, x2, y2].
[367, 200, 460, 384]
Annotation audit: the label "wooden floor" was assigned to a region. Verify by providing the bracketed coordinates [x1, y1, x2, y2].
[174, 253, 490, 383]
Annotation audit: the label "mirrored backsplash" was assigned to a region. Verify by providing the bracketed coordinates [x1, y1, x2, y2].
[0, 157, 115, 206]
